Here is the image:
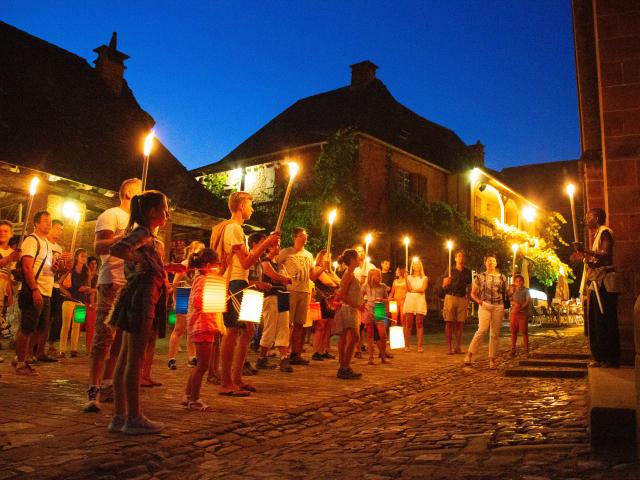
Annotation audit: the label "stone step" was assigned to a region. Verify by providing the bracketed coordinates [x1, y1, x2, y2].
[519, 359, 588, 369]
[529, 351, 591, 360]
[504, 366, 588, 379]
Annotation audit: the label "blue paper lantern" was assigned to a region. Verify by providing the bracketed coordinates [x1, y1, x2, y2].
[175, 287, 191, 314]
[374, 302, 387, 322]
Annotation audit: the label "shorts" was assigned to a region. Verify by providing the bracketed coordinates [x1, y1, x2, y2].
[510, 310, 528, 335]
[289, 291, 311, 326]
[91, 283, 123, 357]
[191, 332, 215, 343]
[223, 280, 248, 329]
[260, 295, 290, 348]
[443, 295, 468, 323]
[20, 295, 51, 334]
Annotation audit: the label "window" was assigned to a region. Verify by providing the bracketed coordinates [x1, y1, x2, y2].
[395, 168, 410, 192]
[410, 173, 427, 199]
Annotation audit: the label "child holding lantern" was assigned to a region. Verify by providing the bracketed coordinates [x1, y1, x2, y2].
[362, 268, 390, 364]
[183, 248, 223, 410]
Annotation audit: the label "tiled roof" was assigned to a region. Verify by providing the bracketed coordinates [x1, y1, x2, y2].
[197, 77, 477, 173]
[0, 21, 226, 216]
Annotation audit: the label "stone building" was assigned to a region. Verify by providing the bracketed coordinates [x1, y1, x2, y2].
[0, 22, 227, 260]
[194, 61, 541, 268]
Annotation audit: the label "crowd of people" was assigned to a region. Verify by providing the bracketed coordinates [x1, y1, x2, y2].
[0, 177, 618, 435]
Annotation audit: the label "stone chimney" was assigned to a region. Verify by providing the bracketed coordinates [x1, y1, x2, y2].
[350, 60, 378, 89]
[93, 32, 130, 96]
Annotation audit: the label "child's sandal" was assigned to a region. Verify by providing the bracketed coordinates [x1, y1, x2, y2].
[188, 399, 211, 411]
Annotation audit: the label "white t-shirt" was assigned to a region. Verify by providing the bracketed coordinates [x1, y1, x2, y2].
[276, 247, 315, 293]
[354, 261, 377, 284]
[96, 206, 130, 286]
[21, 233, 54, 297]
[223, 222, 248, 282]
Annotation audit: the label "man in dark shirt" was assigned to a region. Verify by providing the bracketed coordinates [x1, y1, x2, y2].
[441, 250, 472, 354]
[380, 260, 394, 289]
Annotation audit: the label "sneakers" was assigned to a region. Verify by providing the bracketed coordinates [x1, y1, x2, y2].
[168, 358, 177, 370]
[337, 367, 362, 379]
[100, 384, 114, 403]
[311, 352, 324, 361]
[121, 415, 165, 435]
[321, 352, 336, 359]
[242, 361, 258, 376]
[188, 357, 198, 368]
[279, 358, 293, 373]
[289, 354, 309, 366]
[15, 364, 38, 376]
[37, 354, 58, 363]
[107, 414, 125, 432]
[256, 357, 275, 370]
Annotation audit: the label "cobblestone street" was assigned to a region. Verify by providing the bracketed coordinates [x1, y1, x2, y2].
[0, 325, 638, 479]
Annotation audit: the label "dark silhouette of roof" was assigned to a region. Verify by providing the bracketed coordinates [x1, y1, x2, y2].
[0, 21, 226, 216]
[197, 77, 477, 173]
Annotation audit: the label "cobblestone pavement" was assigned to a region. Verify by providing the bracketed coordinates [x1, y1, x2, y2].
[0, 325, 638, 479]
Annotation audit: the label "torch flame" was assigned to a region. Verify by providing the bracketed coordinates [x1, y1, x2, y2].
[365, 233, 373, 246]
[403, 235, 410, 246]
[143, 130, 155, 157]
[566, 183, 575, 197]
[446, 240, 453, 250]
[328, 209, 337, 225]
[29, 176, 40, 196]
[288, 162, 299, 178]
[512, 243, 519, 253]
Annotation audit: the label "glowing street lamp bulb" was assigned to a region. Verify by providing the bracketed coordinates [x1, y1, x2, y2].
[328, 209, 337, 224]
[288, 162, 299, 178]
[512, 243, 519, 253]
[446, 240, 453, 250]
[403, 236, 410, 246]
[470, 167, 481, 183]
[143, 130, 155, 156]
[522, 206, 536, 223]
[62, 201, 79, 219]
[29, 176, 40, 195]
[566, 184, 575, 197]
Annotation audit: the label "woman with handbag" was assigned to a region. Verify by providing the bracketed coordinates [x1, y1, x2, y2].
[465, 253, 507, 370]
[58, 248, 91, 357]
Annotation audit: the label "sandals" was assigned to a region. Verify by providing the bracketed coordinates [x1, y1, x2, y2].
[218, 389, 250, 397]
[188, 399, 211, 411]
[239, 383, 257, 392]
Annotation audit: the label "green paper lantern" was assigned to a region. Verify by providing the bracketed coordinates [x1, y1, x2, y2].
[73, 304, 87, 324]
[168, 309, 177, 326]
[374, 302, 387, 322]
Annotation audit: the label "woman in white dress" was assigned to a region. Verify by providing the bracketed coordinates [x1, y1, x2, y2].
[403, 259, 428, 352]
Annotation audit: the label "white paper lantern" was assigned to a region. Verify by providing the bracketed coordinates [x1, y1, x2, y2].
[389, 325, 405, 349]
[238, 289, 264, 323]
[202, 273, 227, 313]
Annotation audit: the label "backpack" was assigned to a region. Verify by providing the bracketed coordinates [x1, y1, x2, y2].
[11, 234, 42, 283]
[209, 219, 236, 278]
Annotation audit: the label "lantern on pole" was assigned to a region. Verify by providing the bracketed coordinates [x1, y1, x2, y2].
[566, 183, 579, 243]
[446, 240, 454, 277]
[202, 273, 227, 313]
[238, 289, 264, 323]
[326, 209, 337, 268]
[390, 325, 405, 349]
[403, 236, 410, 270]
[364, 233, 372, 266]
[175, 287, 191, 314]
[309, 301, 322, 321]
[388, 300, 398, 314]
[168, 309, 177, 326]
[73, 304, 87, 324]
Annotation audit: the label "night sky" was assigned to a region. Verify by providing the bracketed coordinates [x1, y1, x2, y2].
[4, 0, 579, 172]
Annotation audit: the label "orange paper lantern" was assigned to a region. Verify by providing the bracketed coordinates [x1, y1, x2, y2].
[309, 301, 322, 321]
[389, 300, 398, 313]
